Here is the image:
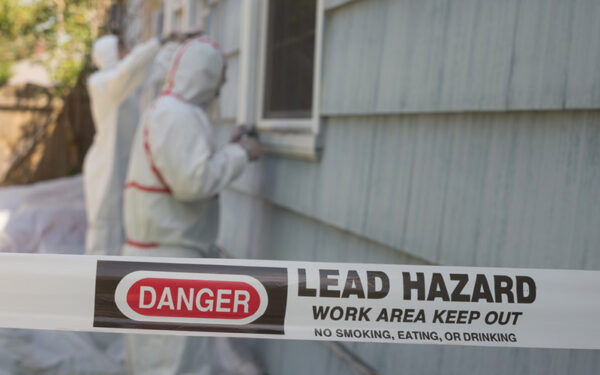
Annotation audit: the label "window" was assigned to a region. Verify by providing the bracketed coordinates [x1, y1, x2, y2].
[163, 0, 207, 35]
[238, 0, 323, 159]
[173, 7, 184, 30]
[188, 0, 208, 31]
[263, 0, 317, 119]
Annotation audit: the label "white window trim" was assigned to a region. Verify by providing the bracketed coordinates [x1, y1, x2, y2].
[238, 0, 324, 160]
[162, 0, 208, 35]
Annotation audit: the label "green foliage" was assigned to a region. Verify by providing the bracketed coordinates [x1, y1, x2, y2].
[52, 58, 84, 95]
[0, 0, 55, 60]
[0, 60, 12, 86]
[0, 0, 98, 92]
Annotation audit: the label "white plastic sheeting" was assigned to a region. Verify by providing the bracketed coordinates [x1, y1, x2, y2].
[0, 175, 265, 375]
[0, 175, 126, 375]
[0, 175, 86, 254]
[0, 330, 124, 375]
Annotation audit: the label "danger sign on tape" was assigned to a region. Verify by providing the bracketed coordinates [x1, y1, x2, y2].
[1, 253, 599, 349]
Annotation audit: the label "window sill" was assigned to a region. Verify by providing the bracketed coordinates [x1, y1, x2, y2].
[257, 118, 313, 132]
[258, 131, 322, 161]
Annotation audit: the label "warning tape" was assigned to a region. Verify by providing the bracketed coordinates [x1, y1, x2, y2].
[0, 253, 599, 349]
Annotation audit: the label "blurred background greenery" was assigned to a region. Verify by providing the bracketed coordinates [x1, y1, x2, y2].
[0, 0, 100, 92]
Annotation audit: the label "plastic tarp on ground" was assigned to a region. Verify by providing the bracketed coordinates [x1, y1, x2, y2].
[0, 175, 125, 375]
[0, 175, 87, 255]
[0, 175, 265, 375]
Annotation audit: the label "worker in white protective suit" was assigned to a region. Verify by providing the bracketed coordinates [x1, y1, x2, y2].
[122, 37, 260, 256]
[84, 34, 162, 255]
[121, 37, 262, 374]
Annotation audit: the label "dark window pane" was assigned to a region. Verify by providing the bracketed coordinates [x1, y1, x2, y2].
[263, 0, 316, 119]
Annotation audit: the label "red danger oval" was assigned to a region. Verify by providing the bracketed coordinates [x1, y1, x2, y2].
[126, 278, 262, 320]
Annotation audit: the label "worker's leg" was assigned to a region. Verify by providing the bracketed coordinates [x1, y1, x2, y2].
[125, 334, 211, 375]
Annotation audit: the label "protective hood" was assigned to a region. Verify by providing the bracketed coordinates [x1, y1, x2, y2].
[92, 35, 119, 70]
[163, 37, 225, 106]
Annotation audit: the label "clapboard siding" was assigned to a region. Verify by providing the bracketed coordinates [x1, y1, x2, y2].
[324, 0, 364, 11]
[229, 111, 600, 269]
[207, 0, 600, 373]
[219, 53, 239, 120]
[218, 187, 427, 265]
[250, 340, 369, 375]
[344, 343, 600, 375]
[322, 0, 600, 115]
[252, 339, 600, 375]
[206, 0, 241, 55]
[207, 0, 240, 121]
[217, 185, 600, 375]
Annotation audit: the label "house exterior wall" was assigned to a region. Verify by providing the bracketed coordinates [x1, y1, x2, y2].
[133, 0, 600, 373]
[222, 111, 600, 270]
[321, 0, 600, 114]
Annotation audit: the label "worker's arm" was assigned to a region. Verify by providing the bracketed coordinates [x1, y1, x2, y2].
[106, 38, 161, 105]
[149, 106, 249, 201]
[138, 41, 180, 111]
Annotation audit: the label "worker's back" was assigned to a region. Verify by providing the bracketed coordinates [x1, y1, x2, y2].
[122, 95, 221, 256]
[122, 38, 248, 258]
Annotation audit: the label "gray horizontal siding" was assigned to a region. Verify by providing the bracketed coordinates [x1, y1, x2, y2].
[340, 342, 600, 375]
[247, 333, 600, 375]
[218, 54, 239, 120]
[210, 1, 600, 372]
[227, 110, 600, 269]
[218, 188, 426, 265]
[324, 0, 363, 11]
[207, 0, 240, 121]
[321, 0, 600, 115]
[207, 0, 241, 55]
[217, 187, 600, 375]
[248, 339, 376, 375]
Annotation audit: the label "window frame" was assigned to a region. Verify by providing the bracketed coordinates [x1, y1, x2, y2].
[238, 0, 324, 160]
[162, 0, 208, 35]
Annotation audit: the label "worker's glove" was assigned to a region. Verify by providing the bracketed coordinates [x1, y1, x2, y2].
[230, 124, 249, 143]
[240, 137, 262, 161]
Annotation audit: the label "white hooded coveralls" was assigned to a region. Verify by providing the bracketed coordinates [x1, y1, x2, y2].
[84, 35, 160, 255]
[122, 37, 248, 257]
[121, 38, 249, 375]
